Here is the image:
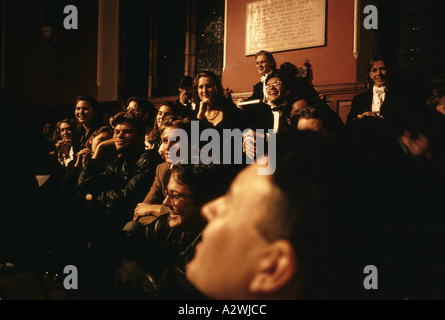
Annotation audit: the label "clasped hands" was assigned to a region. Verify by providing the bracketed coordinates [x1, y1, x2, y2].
[243, 129, 267, 161]
[356, 111, 383, 120]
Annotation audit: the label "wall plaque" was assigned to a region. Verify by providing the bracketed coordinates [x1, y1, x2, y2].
[245, 0, 326, 56]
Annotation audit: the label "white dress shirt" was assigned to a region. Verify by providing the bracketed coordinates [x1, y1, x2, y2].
[372, 85, 387, 113]
[271, 105, 284, 134]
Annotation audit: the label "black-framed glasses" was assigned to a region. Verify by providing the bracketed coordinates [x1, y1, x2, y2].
[265, 81, 282, 89]
[164, 188, 195, 204]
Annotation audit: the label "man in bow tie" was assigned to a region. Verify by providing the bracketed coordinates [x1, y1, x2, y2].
[266, 72, 292, 134]
[244, 50, 277, 103]
[347, 56, 390, 123]
[346, 54, 426, 127]
[242, 71, 292, 160]
[347, 54, 426, 129]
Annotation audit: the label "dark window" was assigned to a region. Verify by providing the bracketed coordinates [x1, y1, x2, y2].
[119, 0, 151, 99]
[118, 0, 225, 99]
[397, 0, 445, 80]
[378, 0, 445, 81]
[196, 0, 225, 77]
[155, 0, 187, 97]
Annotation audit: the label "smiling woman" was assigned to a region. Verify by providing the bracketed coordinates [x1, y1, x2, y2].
[192, 71, 247, 131]
[72, 95, 104, 154]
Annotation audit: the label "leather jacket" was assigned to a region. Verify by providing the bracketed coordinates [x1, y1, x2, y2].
[78, 147, 162, 228]
[120, 214, 205, 300]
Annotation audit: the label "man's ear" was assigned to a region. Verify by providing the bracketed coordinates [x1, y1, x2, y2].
[249, 240, 298, 295]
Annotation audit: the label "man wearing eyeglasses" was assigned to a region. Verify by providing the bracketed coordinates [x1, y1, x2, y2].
[116, 163, 235, 299]
[132, 117, 195, 225]
[242, 71, 292, 160]
[265, 72, 293, 134]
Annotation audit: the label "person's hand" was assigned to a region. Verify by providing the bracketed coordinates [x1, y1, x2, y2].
[55, 138, 72, 156]
[133, 203, 155, 220]
[92, 139, 116, 161]
[197, 98, 212, 120]
[401, 131, 432, 159]
[236, 98, 245, 109]
[179, 89, 189, 105]
[74, 148, 93, 167]
[357, 112, 381, 119]
[243, 130, 257, 160]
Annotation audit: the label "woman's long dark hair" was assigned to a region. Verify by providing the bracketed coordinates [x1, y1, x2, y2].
[191, 71, 227, 105]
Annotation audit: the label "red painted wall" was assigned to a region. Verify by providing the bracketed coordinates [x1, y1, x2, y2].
[222, 0, 357, 93]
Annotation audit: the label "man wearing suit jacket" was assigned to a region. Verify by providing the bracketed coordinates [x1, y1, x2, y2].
[242, 70, 293, 160]
[175, 76, 198, 118]
[132, 117, 195, 225]
[346, 55, 422, 128]
[245, 50, 277, 103]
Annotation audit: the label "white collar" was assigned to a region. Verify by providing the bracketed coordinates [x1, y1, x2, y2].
[261, 71, 273, 83]
[373, 85, 387, 94]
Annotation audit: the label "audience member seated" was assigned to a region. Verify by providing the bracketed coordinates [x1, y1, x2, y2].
[42, 121, 56, 155]
[53, 118, 75, 167]
[242, 70, 294, 161]
[30, 119, 77, 254]
[72, 95, 104, 154]
[146, 101, 181, 151]
[288, 106, 330, 136]
[194, 71, 247, 131]
[187, 132, 369, 300]
[114, 163, 236, 299]
[241, 50, 277, 104]
[133, 116, 200, 226]
[125, 96, 157, 149]
[51, 126, 113, 283]
[175, 76, 197, 118]
[284, 97, 344, 138]
[74, 125, 114, 168]
[346, 55, 424, 130]
[278, 61, 322, 103]
[78, 112, 162, 253]
[347, 55, 387, 122]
